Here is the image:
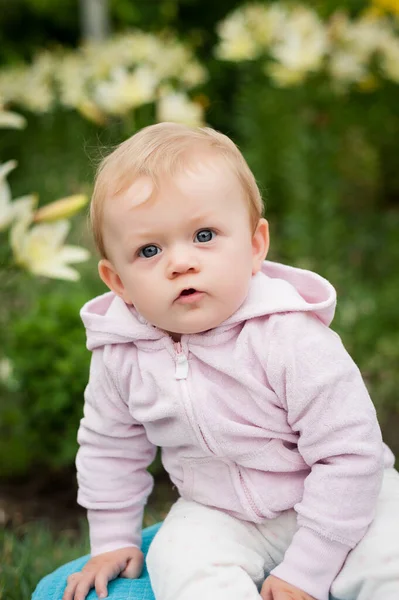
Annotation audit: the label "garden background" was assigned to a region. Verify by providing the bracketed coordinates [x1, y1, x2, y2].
[1, 1, 399, 598]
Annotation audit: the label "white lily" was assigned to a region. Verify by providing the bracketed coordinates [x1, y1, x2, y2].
[94, 66, 158, 115]
[268, 6, 329, 86]
[0, 108, 26, 129]
[329, 49, 369, 86]
[157, 91, 204, 126]
[216, 10, 260, 61]
[0, 161, 36, 231]
[328, 12, 393, 85]
[10, 218, 90, 281]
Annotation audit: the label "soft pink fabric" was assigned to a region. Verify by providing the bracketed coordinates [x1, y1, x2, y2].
[77, 260, 394, 600]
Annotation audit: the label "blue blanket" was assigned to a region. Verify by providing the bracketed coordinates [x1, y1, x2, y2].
[32, 523, 162, 600]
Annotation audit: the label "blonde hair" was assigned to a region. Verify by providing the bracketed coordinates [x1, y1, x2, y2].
[91, 122, 264, 258]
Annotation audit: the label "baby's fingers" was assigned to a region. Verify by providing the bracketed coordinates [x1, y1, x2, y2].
[94, 561, 127, 598]
[120, 553, 144, 579]
[94, 570, 110, 599]
[62, 571, 94, 600]
[74, 575, 97, 600]
[62, 573, 82, 600]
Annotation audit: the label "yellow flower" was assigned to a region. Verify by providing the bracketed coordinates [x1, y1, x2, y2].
[371, 0, 399, 15]
[10, 218, 90, 281]
[33, 194, 88, 223]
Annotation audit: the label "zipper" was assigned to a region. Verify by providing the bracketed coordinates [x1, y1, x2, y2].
[174, 342, 189, 380]
[173, 342, 213, 454]
[173, 342, 261, 518]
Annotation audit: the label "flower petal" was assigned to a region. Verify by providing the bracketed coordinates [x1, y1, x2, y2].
[58, 245, 91, 263]
[0, 161, 18, 227]
[0, 160, 17, 182]
[27, 220, 71, 250]
[30, 261, 81, 281]
[34, 194, 88, 222]
[12, 194, 38, 221]
[10, 216, 30, 262]
[0, 110, 26, 129]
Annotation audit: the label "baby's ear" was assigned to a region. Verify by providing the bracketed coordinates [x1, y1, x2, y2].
[251, 218, 269, 275]
[98, 259, 132, 304]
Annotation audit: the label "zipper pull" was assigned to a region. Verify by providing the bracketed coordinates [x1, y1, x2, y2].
[174, 343, 189, 380]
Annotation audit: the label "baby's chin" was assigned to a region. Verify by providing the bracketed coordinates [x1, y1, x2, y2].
[161, 316, 233, 339]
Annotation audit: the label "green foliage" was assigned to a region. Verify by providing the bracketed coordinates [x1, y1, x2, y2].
[0, 288, 92, 476]
[0, 0, 398, 477]
[0, 522, 89, 600]
[0, 111, 113, 204]
[230, 64, 399, 454]
[0, 0, 242, 65]
[0, 0, 79, 63]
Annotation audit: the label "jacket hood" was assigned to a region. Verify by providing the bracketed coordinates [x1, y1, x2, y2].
[81, 260, 336, 351]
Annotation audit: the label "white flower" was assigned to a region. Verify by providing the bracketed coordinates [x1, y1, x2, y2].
[179, 62, 208, 87]
[0, 31, 207, 119]
[10, 218, 90, 281]
[149, 41, 190, 79]
[268, 6, 329, 86]
[245, 3, 287, 48]
[0, 161, 36, 231]
[56, 55, 88, 108]
[329, 50, 369, 85]
[0, 69, 27, 107]
[157, 92, 204, 126]
[216, 10, 261, 61]
[0, 107, 26, 129]
[94, 66, 158, 115]
[0, 358, 13, 383]
[14, 52, 56, 113]
[328, 13, 394, 85]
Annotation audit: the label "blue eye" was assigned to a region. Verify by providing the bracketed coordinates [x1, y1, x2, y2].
[195, 229, 215, 243]
[139, 245, 161, 258]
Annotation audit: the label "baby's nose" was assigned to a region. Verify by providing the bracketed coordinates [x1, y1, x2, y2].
[167, 248, 199, 277]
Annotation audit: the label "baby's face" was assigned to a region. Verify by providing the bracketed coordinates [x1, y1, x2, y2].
[99, 152, 268, 339]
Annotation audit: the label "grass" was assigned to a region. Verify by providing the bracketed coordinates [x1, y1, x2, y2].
[0, 522, 89, 600]
[0, 521, 147, 600]
[0, 500, 171, 600]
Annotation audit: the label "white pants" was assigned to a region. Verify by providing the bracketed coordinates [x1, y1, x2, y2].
[146, 468, 399, 600]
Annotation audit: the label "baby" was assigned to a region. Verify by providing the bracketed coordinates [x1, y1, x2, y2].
[63, 122, 399, 600]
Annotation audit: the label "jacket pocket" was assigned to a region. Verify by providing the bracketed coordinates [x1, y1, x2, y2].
[180, 456, 244, 514]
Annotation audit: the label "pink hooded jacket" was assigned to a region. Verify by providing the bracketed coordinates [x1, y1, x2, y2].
[78, 260, 394, 600]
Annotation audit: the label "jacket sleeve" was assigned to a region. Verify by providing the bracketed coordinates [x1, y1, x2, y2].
[76, 347, 157, 556]
[265, 312, 385, 600]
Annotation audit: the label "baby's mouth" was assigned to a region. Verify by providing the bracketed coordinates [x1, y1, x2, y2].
[179, 288, 197, 297]
[175, 288, 204, 303]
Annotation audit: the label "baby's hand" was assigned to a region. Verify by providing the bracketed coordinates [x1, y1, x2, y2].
[62, 546, 144, 600]
[261, 575, 316, 600]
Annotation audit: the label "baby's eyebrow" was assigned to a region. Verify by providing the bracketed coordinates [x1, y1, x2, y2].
[129, 213, 218, 242]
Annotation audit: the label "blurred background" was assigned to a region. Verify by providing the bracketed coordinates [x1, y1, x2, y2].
[1, 1, 398, 597]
